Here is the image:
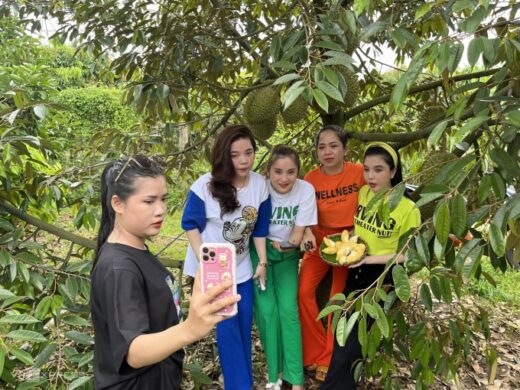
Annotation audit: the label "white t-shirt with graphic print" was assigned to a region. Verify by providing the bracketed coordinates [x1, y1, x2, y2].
[182, 172, 271, 284]
[267, 179, 317, 242]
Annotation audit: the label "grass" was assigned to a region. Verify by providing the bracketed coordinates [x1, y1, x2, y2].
[465, 260, 520, 308]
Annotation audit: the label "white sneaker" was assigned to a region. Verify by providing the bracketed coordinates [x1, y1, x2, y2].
[265, 378, 282, 390]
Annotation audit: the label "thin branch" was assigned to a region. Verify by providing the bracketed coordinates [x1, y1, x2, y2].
[343, 68, 499, 120]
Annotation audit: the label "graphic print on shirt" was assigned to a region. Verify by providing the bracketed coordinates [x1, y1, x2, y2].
[270, 205, 299, 226]
[223, 205, 258, 254]
[165, 275, 181, 316]
[314, 183, 360, 203]
[355, 203, 397, 238]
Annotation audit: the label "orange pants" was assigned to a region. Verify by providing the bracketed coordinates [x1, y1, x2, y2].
[298, 230, 349, 367]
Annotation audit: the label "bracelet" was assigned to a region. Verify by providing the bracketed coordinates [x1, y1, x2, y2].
[258, 262, 267, 267]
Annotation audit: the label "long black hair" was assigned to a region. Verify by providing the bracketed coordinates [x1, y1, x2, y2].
[364, 144, 403, 187]
[209, 125, 257, 215]
[93, 155, 164, 270]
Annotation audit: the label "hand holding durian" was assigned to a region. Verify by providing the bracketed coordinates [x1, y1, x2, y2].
[321, 230, 366, 266]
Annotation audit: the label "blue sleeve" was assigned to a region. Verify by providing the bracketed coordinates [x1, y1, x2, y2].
[252, 195, 271, 237]
[181, 190, 206, 232]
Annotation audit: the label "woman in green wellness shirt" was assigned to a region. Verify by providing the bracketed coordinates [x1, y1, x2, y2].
[321, 142, 421, 389]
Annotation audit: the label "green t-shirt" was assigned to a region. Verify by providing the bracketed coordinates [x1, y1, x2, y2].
[354, 185, 420, 256]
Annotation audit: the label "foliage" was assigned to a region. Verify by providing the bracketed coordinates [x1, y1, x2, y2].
[53, 87, 139, 140]
[0, 0, 519, 388]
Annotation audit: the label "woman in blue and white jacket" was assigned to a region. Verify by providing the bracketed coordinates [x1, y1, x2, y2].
[182, 124, 271, 390]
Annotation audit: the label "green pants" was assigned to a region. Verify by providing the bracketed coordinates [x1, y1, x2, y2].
[251, 240, 304, 385]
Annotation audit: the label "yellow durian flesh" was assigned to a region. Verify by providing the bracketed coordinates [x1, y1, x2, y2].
[323, 247, 337, 255]
[341, 230, 350, 242]
[323, 237, 336, 248]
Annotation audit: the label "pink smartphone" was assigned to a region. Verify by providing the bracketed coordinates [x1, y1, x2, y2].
[199, 243, 237, 316]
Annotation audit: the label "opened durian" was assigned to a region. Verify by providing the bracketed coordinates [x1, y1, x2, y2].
[321, 230, 366, 265]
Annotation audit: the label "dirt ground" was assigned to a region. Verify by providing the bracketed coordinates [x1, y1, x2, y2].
[180, 281, 520, 390]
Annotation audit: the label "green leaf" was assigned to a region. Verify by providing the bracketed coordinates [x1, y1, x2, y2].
[0, 314, 39, 324]
[392, 265, 411, 302]
[387, 183, 406, 211]
[78, 351, 94, 368]
[0, 348, 4, 378]
[313, 41, 344, 51]
[273, 73, 301, 86]
[415, 233, 430, 266]
[186, 362, 213, 385]
[6, 330, 47, 343]
[67, 376, 93, 390]
[391, 28, 408, 49]
[505, 110, 520, 127]
[322, 67, 339, 87]
[440, 276, 452, 304]
[447, 42, 464, 72]
[453, 0, 473, 12]
[10, 347, 34, 365]
[315, 80, 343, 102]
[282, 86, 305, 111]
[343, 312, 360, 345]
[270, 60, 297, 70]
[33, 104, 49, 119]
[34, 296, 52, 320]
[490, 147, 517, 181]
[65, 331, 94, 345]
[35, 343, 57, 368]
[489, 223, 505, 257]
[481, 37, 496, 63]
[374, 304, 389, 338]
[312, 88, 328, 113]
[354, 0, 367, 16]
[358, 315, 368, 356]
[390, 76, 408, 113]
[62, 315, 90, 327]
[467, 37, 482, 68]
[363, 303, 379, 319]
[156, 84, 169, 99]
[433, 200, 450, 245]
[360, 21, 387, 41]
[427, 120, 448, 147]
[420, 284, 433, 311]
[336, 316, 347, 347]
[459, 6, 488, 34]
[414, 3, 434, 20]
[455, 115, 488, 139]
[0, 286, 15, 300]
[365, 188, 388, 215]
[414, 192, 445, 209]
[450, 193, 467, 237]
[317, 304, 343, 320]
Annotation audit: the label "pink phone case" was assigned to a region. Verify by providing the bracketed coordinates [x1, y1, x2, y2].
[200, 243, 237, 316]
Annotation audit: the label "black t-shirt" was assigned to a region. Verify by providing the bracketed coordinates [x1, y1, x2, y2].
[90, 243, 184, 389]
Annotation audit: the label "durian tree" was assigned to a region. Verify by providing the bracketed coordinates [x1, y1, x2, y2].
[1, 0, 520, 388]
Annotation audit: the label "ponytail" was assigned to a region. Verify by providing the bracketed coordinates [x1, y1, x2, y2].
[92, 156, 164, 272]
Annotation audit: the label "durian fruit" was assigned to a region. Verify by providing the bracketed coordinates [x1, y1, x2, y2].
[248, 117, 277, 141]
[243, 86, 281, 124]
[416, 105, 446, 131]
[416, 151, 457, 220]
[281, 95, 308, 124]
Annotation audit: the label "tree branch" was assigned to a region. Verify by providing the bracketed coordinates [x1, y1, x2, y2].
[343, 69, 499, 120]
[0, 200, 183, 269]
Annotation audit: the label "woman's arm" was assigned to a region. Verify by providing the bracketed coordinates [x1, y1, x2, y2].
[127, 274, 240, 368]
[349, 253, 404, 268]
[252, 236, 267, 288]
[185, 228, 203, 262]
